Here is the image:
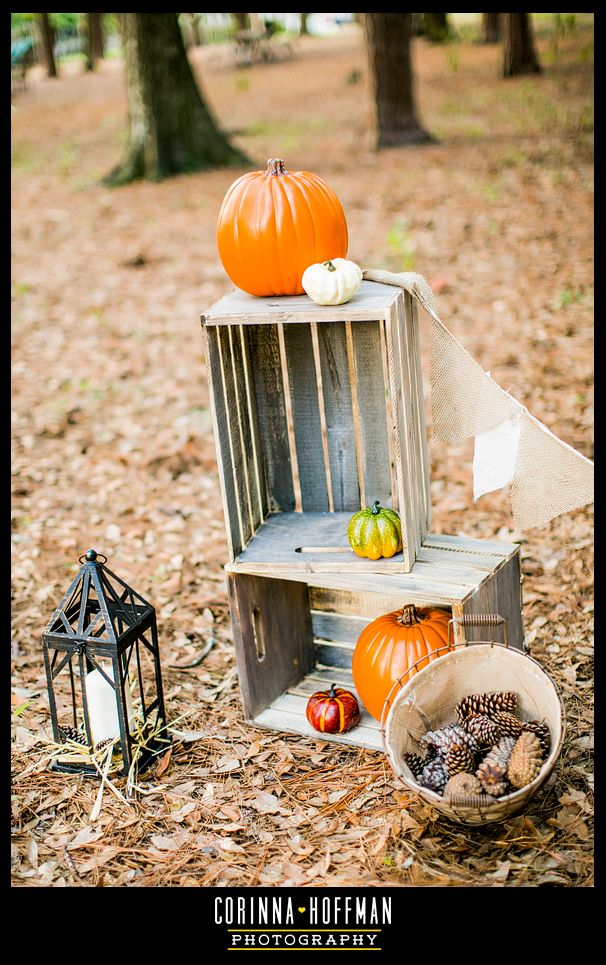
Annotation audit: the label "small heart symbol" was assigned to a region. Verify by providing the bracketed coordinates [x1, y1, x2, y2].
[298, 907, 306, 913]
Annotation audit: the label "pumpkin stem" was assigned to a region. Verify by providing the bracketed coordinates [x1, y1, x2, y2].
[267, 158, 286, 176]
[328, 683, 338, 698]
[371, 500, 381, 515]
[323, 260, 337, 272]
[397, 604, 422, 626]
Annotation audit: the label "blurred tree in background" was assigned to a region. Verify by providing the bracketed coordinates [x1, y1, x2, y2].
[502, 13, 542, 75]
[482, 12, 501, 43]
[422, 13, 452, 44]
[105, 13, 247, 185]
[364, 12, 433, 148]
[231, 13, 250, 32]
[84, 12, 104, 71]
[37, 13, 57, 78]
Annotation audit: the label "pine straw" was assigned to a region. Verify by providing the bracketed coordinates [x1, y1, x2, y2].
[11, 601, 593, 887]
[12, 24, 593, 886]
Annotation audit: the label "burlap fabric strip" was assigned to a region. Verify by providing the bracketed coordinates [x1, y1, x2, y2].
[362, 268, 593, 530]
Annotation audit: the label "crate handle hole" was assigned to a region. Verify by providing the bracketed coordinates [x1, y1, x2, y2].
[294, 546, 351, 554]
[252, 607, 266, 663]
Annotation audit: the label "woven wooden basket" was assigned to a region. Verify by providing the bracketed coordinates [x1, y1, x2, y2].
[382, 614, 566, 826]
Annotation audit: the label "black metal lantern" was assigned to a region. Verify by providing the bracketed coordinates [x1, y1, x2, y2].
[42, 549, 168, 776]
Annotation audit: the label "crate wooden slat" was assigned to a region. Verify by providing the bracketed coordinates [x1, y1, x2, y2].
[226, 534, 524, 750]
[202, 281, 430, 573]
[204, 281, 400, 326]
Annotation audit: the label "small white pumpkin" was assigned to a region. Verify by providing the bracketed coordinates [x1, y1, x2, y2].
[302, 258, 363, 306]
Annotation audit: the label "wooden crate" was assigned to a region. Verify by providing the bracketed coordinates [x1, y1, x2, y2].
[226, 533, 525, 751]
[202, 281, 430, 573]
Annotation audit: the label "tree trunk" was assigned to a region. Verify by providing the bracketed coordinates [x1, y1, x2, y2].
[188, 14, 204, 47]
[38, 13, 57, 78]
[300, 13, 310, 35]
[83, 13, 103, 71]
[105, 13, 247, 185]
[232, 13, 249, 32]
[364, 13, 433, 148]
[422, 13, 450, 43]
[482, 13, 500, 43]
[502, 13, 542, 76]
[90, 13, 105, 61]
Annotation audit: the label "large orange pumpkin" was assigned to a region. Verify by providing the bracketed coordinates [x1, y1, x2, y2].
[216, 158, 348, 296]
[351, 605, 452, 721]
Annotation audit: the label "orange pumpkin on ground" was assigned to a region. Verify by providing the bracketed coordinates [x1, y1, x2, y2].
[306, 683, 360, 734]
[352, 604, 452, 721]
[217, 158, 348, 296]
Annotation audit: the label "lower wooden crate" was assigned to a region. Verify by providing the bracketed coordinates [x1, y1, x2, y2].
[226, 533, 525, 750]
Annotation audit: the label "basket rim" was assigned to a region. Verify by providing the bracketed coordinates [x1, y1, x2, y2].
[381, 642, 566, 812]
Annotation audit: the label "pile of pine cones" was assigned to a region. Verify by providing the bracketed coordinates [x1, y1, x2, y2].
[403, 690, 551, 799]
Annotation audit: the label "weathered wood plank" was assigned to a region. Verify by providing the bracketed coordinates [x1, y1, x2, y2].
[317, 321, 360, 511]
[379, 318, 399, 513]
[282, 323, 329, 512]
[407, 293, 432, 530]
[225, 325, 260, 536]
[246, 324, 295, 513]
[308, 583, 457, 616]
[253, 705, 383, 751]
[289, 667, 362, 696]
[462, 551, 524, 651]
[227, 573, 315, 719]
[203, 281, 400, 327]
[311, 611, 370, 644]
[231, 510, 509, 582]
[238, 324, 269, 522]
[315, 641, 355, 668]
[385, 301, 415, 570]
[349, 319, 392, 509]
[394, 295, 424, 562]
[424, 533, 519, 556]
[271, 690, 378, 735]
[217, 326, 253, 546]
[203, 326, 243, 559]
[398, 292, 427, 544]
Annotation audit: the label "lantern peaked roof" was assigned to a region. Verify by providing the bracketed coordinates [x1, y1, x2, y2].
[44, 550, 154, 645]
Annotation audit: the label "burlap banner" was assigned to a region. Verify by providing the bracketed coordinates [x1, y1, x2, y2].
[363, 269, 594, 530]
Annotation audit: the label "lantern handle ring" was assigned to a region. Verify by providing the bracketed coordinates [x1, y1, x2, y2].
[79, 551, 107, 565]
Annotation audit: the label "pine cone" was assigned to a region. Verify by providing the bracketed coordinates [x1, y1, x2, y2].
[455, 691, 518, 723]
[491, 710, 524, 738]
[417, 758, 449, 795]
[443, 772, 484, 798]
[419, 723, 480, 756]
[403, 752, 428, 778]
[508, 731, 543, 789]
[445, 742, 475, 777]
[522, 720, 551, 758]
[463, 713, 502, 748]
[59, 725, 89, 746]
[476, 736, 515, 797]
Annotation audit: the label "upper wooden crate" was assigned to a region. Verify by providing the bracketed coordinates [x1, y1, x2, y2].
[201, 281, 431, 573]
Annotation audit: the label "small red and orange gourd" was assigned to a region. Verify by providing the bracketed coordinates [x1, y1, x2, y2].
[352, 605, 452, 721]
[217, 158, 348, 296]
[306, 684, 360, 735]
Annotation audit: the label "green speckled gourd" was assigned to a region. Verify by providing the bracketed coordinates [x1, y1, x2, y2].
[347, 501, 402, 561]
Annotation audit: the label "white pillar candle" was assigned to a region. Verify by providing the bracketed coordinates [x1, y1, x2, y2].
[85, 661, 134, 745]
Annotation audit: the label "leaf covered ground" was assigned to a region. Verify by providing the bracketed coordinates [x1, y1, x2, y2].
[11, 20, 593, 887]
